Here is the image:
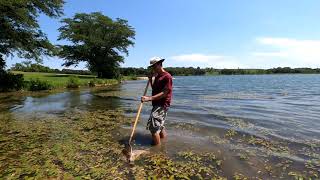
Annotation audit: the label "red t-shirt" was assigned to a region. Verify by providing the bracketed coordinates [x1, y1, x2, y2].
[152, 71, 173, 109]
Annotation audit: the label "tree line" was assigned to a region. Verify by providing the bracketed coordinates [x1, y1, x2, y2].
[10, 61, 91, 75]
[121, 67, 207, 76]
[11, 62, 320, 76]
[118, 67, 320, 76]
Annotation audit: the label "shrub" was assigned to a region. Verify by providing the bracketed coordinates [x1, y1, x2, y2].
[127, 75, 137, 80]
[27, 79, 53, 91]
[67, 76, 80, 88]
[88, 78, 97, 87]
[116, 74, 124, 82]
[0, 70, 24, 92]
[88, 78, 105, 87]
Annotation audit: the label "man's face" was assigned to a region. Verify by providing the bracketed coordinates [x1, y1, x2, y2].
[152, 63, 160, 72]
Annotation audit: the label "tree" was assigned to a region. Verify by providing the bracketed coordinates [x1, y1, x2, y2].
[58, 12, 135, 78]
[10, 63, 25, 71]
[0, 0, 64, 69]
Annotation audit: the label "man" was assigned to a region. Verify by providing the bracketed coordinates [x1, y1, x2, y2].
[141, 57, 173, 146]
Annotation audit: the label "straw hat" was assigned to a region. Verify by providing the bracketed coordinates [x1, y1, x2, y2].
[149, 56, 165, 67]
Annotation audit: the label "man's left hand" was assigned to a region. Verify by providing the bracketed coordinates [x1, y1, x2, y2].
[141, 96, 152, 102]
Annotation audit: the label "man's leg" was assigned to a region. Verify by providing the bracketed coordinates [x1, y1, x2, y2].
[148, 106, 167, 145]
[160, 128, 167, 139]
[152, 132, 161, 145]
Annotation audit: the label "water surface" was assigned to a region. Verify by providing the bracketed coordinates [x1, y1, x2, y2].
[1, 74, 320, 178]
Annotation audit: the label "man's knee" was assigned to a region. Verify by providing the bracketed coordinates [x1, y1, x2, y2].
[160, 128, 167, 139]
[151, 132, 161, 145]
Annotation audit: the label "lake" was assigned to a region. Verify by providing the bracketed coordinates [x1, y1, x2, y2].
[1, 74, 319, 178]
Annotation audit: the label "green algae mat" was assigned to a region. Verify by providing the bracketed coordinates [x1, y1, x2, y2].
[0, 109, 319, 179]
[0, 110, 226, 179]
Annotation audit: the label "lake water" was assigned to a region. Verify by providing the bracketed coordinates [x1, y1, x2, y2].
[1, 74, 320, 178]
[119, 75, 320, 146]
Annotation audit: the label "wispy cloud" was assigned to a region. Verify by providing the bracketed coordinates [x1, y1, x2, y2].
[167, 37, 320, 68]
[252, 37, 320, 67]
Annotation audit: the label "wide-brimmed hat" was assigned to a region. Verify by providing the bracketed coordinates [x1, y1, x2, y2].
[149, 56, 165, 67]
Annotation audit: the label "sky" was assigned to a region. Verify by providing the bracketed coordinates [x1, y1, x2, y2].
[6, 0, 320, 69]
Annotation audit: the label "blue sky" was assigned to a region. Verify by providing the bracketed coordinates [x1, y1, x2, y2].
[7, 0, 320, 69]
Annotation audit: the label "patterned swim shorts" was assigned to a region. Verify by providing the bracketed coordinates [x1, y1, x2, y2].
[146, 106, 168, 134]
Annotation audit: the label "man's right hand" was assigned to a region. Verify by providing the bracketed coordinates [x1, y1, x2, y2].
[148, 73, 154, 80]
[141, 96, 152, 102]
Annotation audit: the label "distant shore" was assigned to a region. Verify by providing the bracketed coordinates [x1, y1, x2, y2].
[136, 76, 148, 80]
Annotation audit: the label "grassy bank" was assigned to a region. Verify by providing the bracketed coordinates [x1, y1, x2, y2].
[11, 71, 137, 90]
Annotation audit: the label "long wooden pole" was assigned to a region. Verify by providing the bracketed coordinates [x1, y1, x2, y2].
[129, 80, 150, 144]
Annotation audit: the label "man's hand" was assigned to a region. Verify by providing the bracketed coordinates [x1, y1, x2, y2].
[148, 73, 154, 81]
[141, 96, 152, 102]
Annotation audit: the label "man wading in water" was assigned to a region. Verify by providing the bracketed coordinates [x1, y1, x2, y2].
[141, 57, 173, 146]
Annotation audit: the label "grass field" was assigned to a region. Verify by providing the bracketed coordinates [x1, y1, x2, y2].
[11, 71, 119, 88]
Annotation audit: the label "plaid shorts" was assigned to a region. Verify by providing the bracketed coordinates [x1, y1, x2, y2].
[146, 106, 168, 134]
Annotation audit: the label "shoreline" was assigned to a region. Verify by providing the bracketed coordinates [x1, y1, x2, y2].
[1, 71, 141, 93]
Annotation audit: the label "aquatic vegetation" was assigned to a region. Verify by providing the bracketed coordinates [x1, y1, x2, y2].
[275, 159, 292, 171]
[0, 110, 129, 179]
[0, 106, 319, 179]
[170, 122, 202, 132]
[136, 151, 226, 179]
[236, 153, 249, 161]
[225, 129, 238, 138]
[247, 136, 289, 154]
[227, 117, 254, 130]
[288, 171, 307, 180]
[0, 109, 227, 179]
[209, 134, 230, 145]
[233, 173, 248, 180]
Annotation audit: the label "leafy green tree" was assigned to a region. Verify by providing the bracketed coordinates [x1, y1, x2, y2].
[10, 63, 25, 71]
[58, 12, 135, 78]
[0, 0, 65, 69]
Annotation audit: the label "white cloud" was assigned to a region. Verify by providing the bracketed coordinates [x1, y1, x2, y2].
[252, 37, 320, 67]
[167, 37, 320, 69]
[169, 53, 245, 68]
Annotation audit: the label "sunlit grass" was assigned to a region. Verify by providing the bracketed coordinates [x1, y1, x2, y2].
[11, 71, 119, 88]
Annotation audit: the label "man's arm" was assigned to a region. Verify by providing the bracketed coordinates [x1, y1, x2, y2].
[148, 72, 155, 87]
[148, 76, 153, 87]
[141, 88, 169, 102]
[141, 74, 172, 102]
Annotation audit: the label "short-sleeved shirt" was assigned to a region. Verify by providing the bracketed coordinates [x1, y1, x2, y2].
[152, 71, 173, 109]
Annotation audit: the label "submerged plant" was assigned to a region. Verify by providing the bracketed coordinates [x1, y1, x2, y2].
[0, 106, 319, 179]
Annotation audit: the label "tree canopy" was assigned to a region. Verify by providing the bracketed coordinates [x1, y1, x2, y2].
[0, 0, 65, 69]
[58, 12, 135, 78]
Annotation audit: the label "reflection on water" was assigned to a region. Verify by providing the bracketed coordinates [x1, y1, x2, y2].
[6, 88, 122, 117]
